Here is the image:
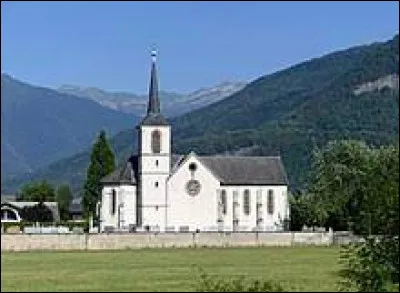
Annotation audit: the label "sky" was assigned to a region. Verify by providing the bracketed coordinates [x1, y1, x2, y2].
[1, 1, 399, 94]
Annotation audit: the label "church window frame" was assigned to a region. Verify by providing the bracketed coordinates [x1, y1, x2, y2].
[111, 189, 117, 215]
[151, 129, 161, 154]
[155, 181, 159, 188]
[243, 189, 250, 215]
[186, 180, 201, 196]
[267, 189, 274, 215]
[221, 190, 227, 215]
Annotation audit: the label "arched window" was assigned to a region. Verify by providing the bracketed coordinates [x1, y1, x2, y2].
[111, 189, 117, 215]
[221, 190, 227, 215]
[7, 210, 18, 220]
[267, 190, 274, 215]
[1, 208, 18, 221]
[243, 189, 250, 215]
[151, 130, 161, 153]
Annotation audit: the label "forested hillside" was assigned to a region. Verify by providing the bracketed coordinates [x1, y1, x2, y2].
[2, 34, 398, 194]
[1, 75, 138, 181]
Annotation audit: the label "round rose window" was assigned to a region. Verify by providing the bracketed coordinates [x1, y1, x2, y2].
[186, 179, 201, 196]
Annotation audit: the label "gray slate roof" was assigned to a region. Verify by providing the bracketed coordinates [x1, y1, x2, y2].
[140, 113, 169, 126]
[101, 154, 184, 185]
[100, 155, 139, 185]
[198, 156, 288, 185]
[101, 154, 287, 186]
[100, 154, 288, 185]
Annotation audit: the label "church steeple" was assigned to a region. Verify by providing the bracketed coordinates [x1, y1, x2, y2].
[147, 50, 160, 115]
[139, 49, 169, 126]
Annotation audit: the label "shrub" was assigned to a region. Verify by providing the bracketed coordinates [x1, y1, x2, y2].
[339, 236, 399, 292]
[1, 222, 20, 232]
[5, 225, 21, 234]
[195, 269, 288, 292]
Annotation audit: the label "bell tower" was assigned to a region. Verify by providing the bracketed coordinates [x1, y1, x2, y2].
[137, 50, 170, 231]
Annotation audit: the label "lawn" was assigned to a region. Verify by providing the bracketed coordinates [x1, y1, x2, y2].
[1, 246, 342, 292]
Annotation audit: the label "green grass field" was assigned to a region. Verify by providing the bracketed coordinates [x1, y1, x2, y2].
[1, 246, 342, 292]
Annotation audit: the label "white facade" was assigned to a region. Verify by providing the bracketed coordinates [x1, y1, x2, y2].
[138, 125, 171, 231]
[99, 51, 289, 233]
[100, 185, 136, 231]
[166, 154, 289, 232]
[216, 185, 289, 232]
[166, 154, 221, 232]
[100, 149, 289, 233]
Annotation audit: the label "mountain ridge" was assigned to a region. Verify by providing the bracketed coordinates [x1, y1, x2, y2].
[2, 34, 398, 194]
[1, 75, 139, 181]
[56, 81, 246, 118]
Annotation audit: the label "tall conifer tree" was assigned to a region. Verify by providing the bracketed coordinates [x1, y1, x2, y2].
[83, 130, 115, 219]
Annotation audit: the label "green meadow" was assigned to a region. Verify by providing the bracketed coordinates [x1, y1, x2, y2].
[1, 246, 342, 292]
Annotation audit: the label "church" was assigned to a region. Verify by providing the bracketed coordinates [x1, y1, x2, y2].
[99, 51, 289, 233]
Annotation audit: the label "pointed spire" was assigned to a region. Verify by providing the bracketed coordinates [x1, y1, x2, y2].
[147, 49, 160, 115]
[139, 49, 169, 126]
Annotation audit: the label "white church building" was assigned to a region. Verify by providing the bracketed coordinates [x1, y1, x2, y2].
[99, 51, 289, 233]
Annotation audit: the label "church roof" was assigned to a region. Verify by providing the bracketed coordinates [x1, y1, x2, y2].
[100, 155, 139, 185]
[140, 113, 169, 126]
[100, 154, 184, 185]
[100, 154, 288, 186]
[198, 156, 288, 185]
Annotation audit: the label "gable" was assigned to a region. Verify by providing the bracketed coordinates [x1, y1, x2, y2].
[168, 152, 222, 184]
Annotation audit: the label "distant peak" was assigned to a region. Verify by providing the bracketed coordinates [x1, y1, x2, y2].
[1, 73, 25, 87]
[58, 84, 81, 90]
[1, 73, 15, 81]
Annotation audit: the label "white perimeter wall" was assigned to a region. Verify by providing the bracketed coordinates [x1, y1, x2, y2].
[1, 232, 334, 251]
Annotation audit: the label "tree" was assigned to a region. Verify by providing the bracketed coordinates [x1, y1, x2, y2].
[56, 184, 73, 221]
[308, 140, 399, 291]
[83, 130, 115, 219]
[307, 140, 399, 235]
[339, 144, 399, 292]
[289, 191, 327, 231]
[307, 140, 373, 232]
[19, 180, 55, 202]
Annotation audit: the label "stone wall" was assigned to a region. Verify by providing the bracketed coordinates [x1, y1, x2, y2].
[1, 234, 87, 251]
[1, 231, 334, 252]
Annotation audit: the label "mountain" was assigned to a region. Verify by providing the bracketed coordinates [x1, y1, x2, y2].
[1, 74, 139, 182]
[56, 81, 246, 118]
[2, 34, 398, 195]
[1, 74, 244, 185]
